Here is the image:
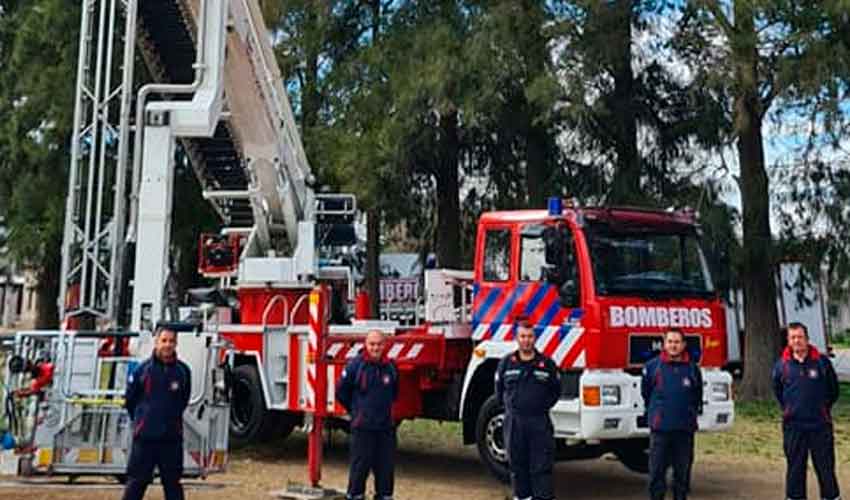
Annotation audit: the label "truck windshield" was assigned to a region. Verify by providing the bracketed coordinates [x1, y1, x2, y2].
[588, 230, 715, 298]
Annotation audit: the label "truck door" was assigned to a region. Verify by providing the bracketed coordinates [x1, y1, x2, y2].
[472, 226, 515, 341]
[519, 223, 585, 368]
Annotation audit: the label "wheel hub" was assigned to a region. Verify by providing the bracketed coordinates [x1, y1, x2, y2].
[485, 413, 507, 463]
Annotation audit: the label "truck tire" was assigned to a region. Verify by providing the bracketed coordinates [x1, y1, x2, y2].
[475, 395, 510, 484]
[613, 438, 650, 474]
[229, 365, 295, 446]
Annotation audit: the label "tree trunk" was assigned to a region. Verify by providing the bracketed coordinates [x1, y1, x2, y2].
[436, 109, 461, 269]
[36, 249, 61, 329]
[302, 57, 321, 131]
[302, 2, 323, 132]
[366, 208, 381, 319]
[363, 0, 382, 319]
[525, 126, 548, 208]
[733, 1, 781, 401]
[605, 1, 640, 205]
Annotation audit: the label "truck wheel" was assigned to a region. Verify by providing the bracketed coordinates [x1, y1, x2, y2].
[475, 395, 510, 484]
[613, 438, 650, 474]
[229, 365, 292, 446]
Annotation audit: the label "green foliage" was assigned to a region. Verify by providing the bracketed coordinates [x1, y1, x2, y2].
[670, 0, 850, 400]
[0, 0, 845, 332]
[832, 330, 850, 349]
[0, 0, 78, 296]
[554, 1, 728, 205]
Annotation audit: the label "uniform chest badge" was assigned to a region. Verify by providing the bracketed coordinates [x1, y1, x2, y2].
[808, 369, 818, 379]
[382, 374, 391, 385]
[170, 381, 180, 391]
[682, 377, 691, 387]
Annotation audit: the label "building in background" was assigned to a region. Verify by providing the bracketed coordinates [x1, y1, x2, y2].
[0, 218, 39, 332]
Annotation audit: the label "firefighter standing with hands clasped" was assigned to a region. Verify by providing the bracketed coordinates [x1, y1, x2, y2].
[772, 322, 841, 500]
[642, 329, 702, 500]
[495, 315, 561, 500]
[121, 326, 192, 500]
[336, 330, 400, 500]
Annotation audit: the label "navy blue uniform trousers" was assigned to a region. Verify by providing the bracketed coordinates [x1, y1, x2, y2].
[121, 439, 184, 500]
[506, 413, 555, 500]
[784, 426, 840, 500]
[648, 430, 694, 500]
[346, 428, 396, 500]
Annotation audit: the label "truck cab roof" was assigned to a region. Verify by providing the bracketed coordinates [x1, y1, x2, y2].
[480, 206, 697, 233]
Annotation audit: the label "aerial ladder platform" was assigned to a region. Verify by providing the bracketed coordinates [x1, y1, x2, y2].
[29, 0, 353, 492]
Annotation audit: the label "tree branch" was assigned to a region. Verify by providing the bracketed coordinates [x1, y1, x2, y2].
[702, 1, 733, 38]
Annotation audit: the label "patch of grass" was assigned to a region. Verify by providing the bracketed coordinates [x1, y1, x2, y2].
[397, 419, 467, 456]
[698, 383, 850, 464]
[232, 384, 850, 467]
[232, 419, 470, 461]
[830, 330, 850, 349]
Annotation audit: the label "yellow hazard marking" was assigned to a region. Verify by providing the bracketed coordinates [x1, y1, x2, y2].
[309, 292, 320, 305]
[67, 397, 125, 406]
[77, 448, 98, 464]
[37, 448, 53, 467]
[99, 363, 114, 390]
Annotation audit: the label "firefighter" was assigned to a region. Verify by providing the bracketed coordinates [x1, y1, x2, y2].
[336, 329, 399, 500]
[641, 329, 702, 500]
[495, 316, 561, 500]
[772, 322, 841, 500]
[121, 327, 191, 500]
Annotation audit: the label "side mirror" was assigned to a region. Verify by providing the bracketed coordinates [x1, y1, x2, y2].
[543, 226, 564, 266]
[542, 226, 566, 285]
[559, 279, 579, 308]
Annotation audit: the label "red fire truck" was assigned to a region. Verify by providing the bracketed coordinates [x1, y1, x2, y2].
[205, 198, 734, 482]
[42, 0, 731, 487]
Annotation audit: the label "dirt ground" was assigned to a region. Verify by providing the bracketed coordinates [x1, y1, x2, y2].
[1, 431, 848, 500]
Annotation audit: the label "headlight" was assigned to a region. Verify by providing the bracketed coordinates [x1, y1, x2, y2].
[601, 385, 621, 406]
[710, 382, 730, 402]
[583, 385, 622, 406]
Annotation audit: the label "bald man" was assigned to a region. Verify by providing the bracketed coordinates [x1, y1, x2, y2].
[336, 330, 399, 500]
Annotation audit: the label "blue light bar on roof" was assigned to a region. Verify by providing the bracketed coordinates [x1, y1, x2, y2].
[547, 197, 562, 216]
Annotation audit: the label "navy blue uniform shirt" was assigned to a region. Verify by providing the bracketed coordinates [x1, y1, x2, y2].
[641, 350, 703, 432]
[772, 345, 839, 431]
[495, 350, 561, 417]
[336, 354, 399, 431]
[125, 354, 191, 441]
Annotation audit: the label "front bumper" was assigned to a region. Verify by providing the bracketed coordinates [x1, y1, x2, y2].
[550, 368, 734, 440]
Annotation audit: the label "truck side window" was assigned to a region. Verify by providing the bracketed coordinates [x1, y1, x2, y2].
[520, 233, 546, 281]
[483, 229, 511, 282]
